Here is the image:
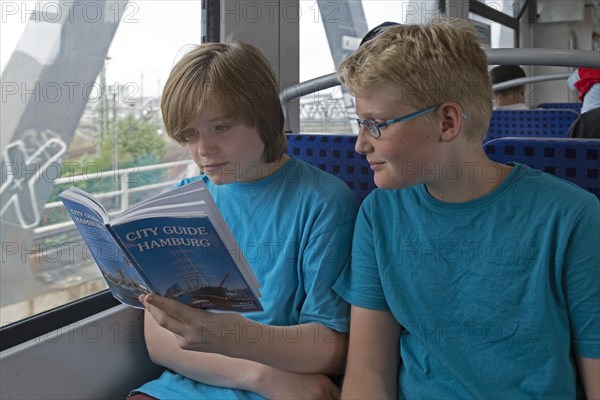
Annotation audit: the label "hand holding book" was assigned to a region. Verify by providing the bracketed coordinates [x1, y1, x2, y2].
[139, 293, 252, 355]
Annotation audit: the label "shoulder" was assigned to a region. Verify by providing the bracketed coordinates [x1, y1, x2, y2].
[568, 109, 600, 138]
[173, 175, 205, 189]
[359, 186, 419, 218]
[285, 157, 358, 205]
[511, 164, 598, 212]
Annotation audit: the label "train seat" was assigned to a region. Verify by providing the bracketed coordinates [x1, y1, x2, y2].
[483, 137, 600, 197]
[289, 134, 599, 199]
[287, 134, 375, 202]
[537, 102, 582, 113]
[486, 109, 579, 142]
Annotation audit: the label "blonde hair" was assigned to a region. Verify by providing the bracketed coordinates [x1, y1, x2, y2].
[338, 17, 493, 143]
[161, 39, 286, 162]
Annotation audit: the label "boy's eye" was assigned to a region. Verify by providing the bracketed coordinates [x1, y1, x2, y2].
[214, 122, 232, 132]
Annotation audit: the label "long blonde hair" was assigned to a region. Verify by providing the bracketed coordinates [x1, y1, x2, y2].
[161, 39, 286, 162]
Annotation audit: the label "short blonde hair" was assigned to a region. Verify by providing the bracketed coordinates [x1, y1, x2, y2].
[161, 40, 286, 162]
[338, 17, 493, 143]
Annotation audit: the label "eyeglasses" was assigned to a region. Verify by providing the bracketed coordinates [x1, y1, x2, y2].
[356, 105, 440, 138]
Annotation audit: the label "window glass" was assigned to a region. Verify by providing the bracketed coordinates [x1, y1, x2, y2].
[477, 0, 522, 18]
[474, 0, 517, 48]
[299, 1, 412, 134]
[1, 1, 200, 325]
[298, 0, 517, 134]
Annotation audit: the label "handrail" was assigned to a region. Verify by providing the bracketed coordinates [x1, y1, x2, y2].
[52, 159, 193, 185]
[486, 48, 599, 68]
[280, 49, 599, 108]
[280, 74, 340, 105]
[34, 159, 197, 236]
[492, 73, 571, 91]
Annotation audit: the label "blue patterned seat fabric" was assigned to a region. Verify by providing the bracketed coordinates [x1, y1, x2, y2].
[288, 134, 599, 200]
[486, 110, 579, 142]
[483, 137, 599, 198]
[287, 134, 374, 202]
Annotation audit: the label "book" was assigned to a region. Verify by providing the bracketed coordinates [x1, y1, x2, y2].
[59, 180, 262, 312]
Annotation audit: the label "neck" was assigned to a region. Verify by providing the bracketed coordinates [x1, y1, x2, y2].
[262, 154, 290, 179]
[424, 146, 513, 203]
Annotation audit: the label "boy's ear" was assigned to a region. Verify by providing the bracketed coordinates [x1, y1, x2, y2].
[438, 103, 463, 142]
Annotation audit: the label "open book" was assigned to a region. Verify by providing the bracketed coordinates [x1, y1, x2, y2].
[59, 180, 262, 312]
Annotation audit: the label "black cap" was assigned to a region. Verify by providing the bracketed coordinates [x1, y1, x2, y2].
[360, 22, 400, 46]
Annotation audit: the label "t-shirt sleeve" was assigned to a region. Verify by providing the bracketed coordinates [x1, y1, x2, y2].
[564, 197, 600, 358]
[298, 216, 355, 333]
[333, 197, 390, 311]
[296, 184, 358, 333]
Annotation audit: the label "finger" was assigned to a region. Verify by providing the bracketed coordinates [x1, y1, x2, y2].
[141, 295, 188, 335]
[147, 294, 215, 325]
[143, 294, 193, 322]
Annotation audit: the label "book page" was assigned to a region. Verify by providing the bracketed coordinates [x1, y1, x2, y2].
[59, 187, 109, 223]
[116, 181, 208, 220]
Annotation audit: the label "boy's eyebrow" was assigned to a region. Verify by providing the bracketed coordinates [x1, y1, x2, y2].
[204, 116, 234, 122]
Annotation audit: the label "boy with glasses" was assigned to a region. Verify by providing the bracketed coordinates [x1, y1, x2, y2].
[333, 17, 599, 399]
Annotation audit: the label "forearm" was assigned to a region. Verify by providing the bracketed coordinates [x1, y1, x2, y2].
[145, 312, 341, 398]
[144, 311, 262, 391]
[342, 363, 398, 399]
[340, 306, 401, 399]
[141, 295, 348, 375]
[577, 356, 600, 400]
[239, 322, 348, 376]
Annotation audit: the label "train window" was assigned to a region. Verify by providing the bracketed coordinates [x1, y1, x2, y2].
[298, 1, 518, 134]
[299, 1, 412, 134]
[1, 2, 201, 326]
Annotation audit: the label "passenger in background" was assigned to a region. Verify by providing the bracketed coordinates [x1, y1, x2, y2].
[128, 39, 357, 400]
[567, 107, 600, 138]
[334, 17, 600, 400]
[568, 60, 600, 114]
[490, 65, 530, 109]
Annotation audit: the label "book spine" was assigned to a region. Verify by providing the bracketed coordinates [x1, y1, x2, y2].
[104, 224, 159, 294]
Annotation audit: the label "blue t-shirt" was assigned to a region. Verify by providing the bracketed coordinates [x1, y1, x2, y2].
[137, 157, 357, 399]
[334, 164, 600, 399]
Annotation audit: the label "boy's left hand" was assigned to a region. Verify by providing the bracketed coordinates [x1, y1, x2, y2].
[139, 293, 250, 356]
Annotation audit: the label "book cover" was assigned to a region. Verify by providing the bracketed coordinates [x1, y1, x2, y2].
[59, 181, 262, 312]
[60, 197, 153, 308]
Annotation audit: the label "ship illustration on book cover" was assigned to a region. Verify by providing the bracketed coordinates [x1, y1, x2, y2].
[110, 216, 262, 312]
[161, 245, 259, 311]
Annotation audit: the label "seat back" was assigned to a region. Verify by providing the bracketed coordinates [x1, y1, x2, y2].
[287, 134, 375, 202]
[483, 138, 600, 197]
[537, 102, 582, 113]
[486, 110, 578, 142]
[287, 134, 599, 199]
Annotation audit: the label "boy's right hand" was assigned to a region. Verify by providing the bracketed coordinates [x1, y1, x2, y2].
[254, 367, 340, 400]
